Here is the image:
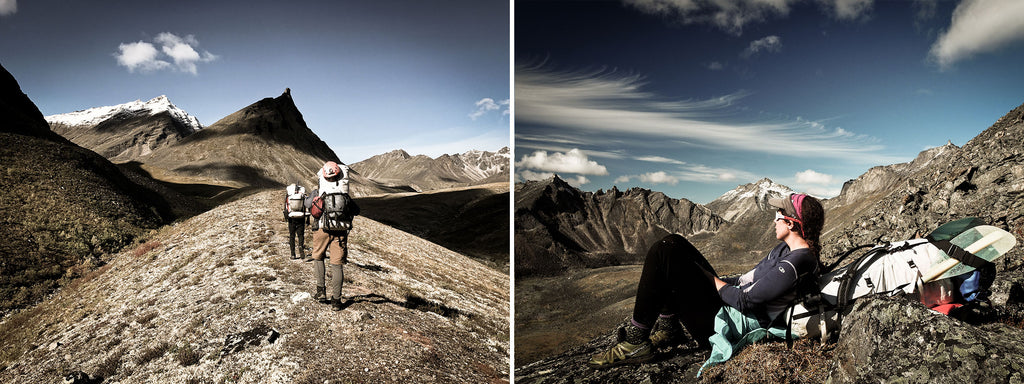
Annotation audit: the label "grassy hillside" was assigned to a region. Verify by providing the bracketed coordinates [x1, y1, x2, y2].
[0, 133, 171, 314]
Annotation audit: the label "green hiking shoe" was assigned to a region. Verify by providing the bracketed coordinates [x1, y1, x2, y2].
[650, 318, 683, 348]
[587, 340, 653, 369]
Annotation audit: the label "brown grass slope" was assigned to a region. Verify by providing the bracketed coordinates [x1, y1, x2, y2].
[0, 190, 509, 383]
[0, 64, 179, 315]
[357, 182, 510, 271]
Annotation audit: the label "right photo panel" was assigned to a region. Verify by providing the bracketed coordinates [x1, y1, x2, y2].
[514, 0, 1024, 382]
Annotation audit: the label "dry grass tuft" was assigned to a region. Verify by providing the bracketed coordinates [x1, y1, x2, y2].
[699, 339, 835, 384]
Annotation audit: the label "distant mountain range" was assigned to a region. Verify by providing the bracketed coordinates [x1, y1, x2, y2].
[353, 148, 510, 192]
[514, 176, 726, 277]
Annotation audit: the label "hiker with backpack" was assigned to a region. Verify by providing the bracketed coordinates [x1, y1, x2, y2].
[588, 193, 825, 370]
[309, 161, 359, 311]
[283, 183, 309, 260]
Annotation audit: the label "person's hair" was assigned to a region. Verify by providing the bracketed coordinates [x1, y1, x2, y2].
[795, 195, 825, 258]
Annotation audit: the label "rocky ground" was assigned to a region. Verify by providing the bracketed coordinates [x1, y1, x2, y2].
[0, 190, 509, 383]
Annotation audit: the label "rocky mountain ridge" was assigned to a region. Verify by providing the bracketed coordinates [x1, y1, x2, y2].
[0, 190, 510, 383]
[47, 96, 203, 163]
[45, 95, 203, 133]
[514, 175, 725, 277]
[353, 147, 510, 192]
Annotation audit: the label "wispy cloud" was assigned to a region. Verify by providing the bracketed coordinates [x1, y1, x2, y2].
[115, 32, 218, 75]
[636, 155, 686, 165]
[515, 149, 609, 175]
[741, 35, 782, 59]
[617, 164, 755, 185]
[622, 0, 874, 35]
[929, 0, 1024, 70]
[516, 64, 900, 164]
[824, 0, 874, 21]
[469, 98, 510, 120]
[0, 0, 17, 16]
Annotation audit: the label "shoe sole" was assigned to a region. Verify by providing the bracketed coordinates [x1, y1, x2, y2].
[587, 352, 653, 369]
[589, 352, 651, 370]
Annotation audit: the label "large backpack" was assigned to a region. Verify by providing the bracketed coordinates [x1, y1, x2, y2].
[314, 192, 360, 233]
[784, 218, 1011, 342]
[286, 184, 306, 218]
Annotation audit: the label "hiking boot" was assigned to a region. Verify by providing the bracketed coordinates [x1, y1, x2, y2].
[587, 340, 653, 369]
[650, 317, 683, 348]
[314, 286, 327, 303]
[331, 297, 344, 311]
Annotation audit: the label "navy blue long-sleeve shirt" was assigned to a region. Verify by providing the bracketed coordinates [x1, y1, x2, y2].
[718, 242, 817, 320]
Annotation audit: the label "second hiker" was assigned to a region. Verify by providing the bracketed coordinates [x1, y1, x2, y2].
[309, 161, 359, 311]
[283, 183, 308, 260]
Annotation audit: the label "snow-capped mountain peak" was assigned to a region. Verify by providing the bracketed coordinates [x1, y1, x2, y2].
[45, 95, 203, 132]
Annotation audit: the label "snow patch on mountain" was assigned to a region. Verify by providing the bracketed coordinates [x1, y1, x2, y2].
[44, 95, 203, 132]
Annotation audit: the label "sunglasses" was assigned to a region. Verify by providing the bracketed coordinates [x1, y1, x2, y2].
[775, 209, 806, 237]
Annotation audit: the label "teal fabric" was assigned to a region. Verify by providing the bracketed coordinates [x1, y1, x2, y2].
[697, 306, 789, 377]
[929, 217, 984, 241]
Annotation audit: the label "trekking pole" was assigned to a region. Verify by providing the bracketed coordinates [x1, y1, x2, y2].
[921, 231, 1004, 283]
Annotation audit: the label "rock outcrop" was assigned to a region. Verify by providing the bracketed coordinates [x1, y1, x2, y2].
[0, 190, 509, 383]
[830, 295, 1024, 383]
[514, 175, 725, 277]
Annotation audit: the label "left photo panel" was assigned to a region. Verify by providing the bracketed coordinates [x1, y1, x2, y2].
[0, 0, 511, 383]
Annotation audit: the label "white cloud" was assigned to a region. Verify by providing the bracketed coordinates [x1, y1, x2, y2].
[624, 0, 793, 36]
[822, 0, 874, 21]
[795, 169, 835, 185]
[564, 175, 591, 186]
[741, 35, 782, 59]
[516, 64, 902, 165]
[470, 98, 510, 120]
[614, 175, 632, 184]
[515, 149, 609, 175]
[639, 171, 679, 185]
[929, 0, 1024, 70]
[115, 42, 171, 73]
[517, 170, 589, 186]
[0, 0, 16, 16]
[519, 170, 555, 181]
[623, 0, 875, 35]
[115, 32, 217, 75]
[707, 61, 725, 71]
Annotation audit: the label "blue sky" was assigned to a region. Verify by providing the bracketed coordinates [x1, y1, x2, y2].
[515, 0, 1024, 203]
[0, 0, 510, 164]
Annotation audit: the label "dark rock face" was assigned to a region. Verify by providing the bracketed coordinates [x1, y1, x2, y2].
[514, 175, 725, 277]
[0, 65, 62, 141]
[830, 294, 1024, 383]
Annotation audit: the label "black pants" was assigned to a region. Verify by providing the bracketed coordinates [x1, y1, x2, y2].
[633, 234, 722, 346]
[287, 218, 305, 258]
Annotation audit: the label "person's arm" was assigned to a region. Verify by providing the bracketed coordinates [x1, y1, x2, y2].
[717, 251, 811, 312]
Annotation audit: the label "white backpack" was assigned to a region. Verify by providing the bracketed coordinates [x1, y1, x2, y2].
[286, 184, 306, 218]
